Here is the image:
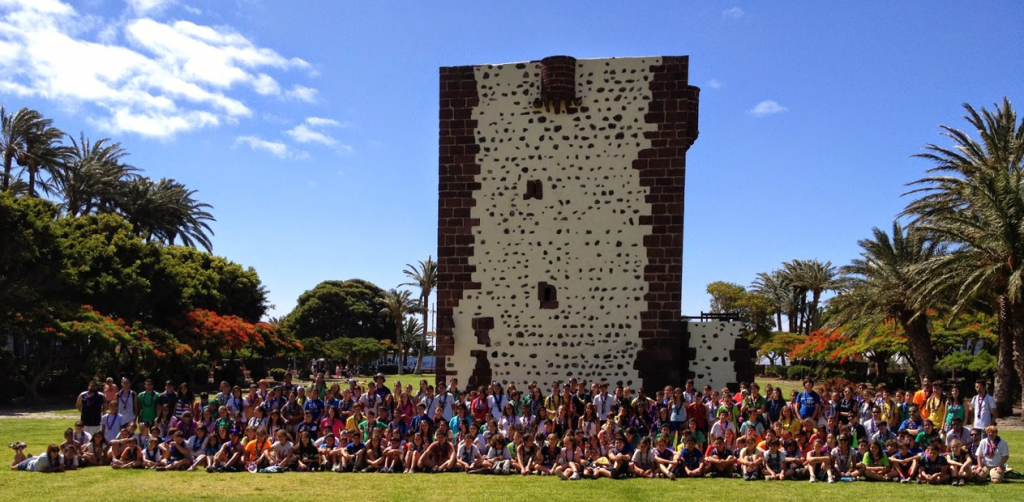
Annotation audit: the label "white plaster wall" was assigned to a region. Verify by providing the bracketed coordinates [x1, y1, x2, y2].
[686, 321, 742, 391]
[449, 57, 663, 390]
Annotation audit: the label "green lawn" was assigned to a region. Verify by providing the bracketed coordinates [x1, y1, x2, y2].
[0, 417, 1019, 502]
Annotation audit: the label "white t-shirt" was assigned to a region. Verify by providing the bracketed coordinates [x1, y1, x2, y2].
[116, 390, 136, 418]
[101, 412, 125, 437]
[226, 396, 248, 421]
[971, 394, 997, 429]
[456, 443, 479, 463]
[631, 449, 656, 469]
[420, 395, 438, 419]
[974, 437, 1008, 468]
[487, 445, 511, 460]
[21, 454, 61, 471]
[487, 394, 507, 421]
[593, 394, 614, 421]
[272, 441, 294, 460]
[436, 391, 456, 421]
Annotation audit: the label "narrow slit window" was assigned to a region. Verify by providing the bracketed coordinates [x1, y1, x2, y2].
[524, 180, 543, 200]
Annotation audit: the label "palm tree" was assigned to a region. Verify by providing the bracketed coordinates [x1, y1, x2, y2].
[783, 259, 837, 334]
[15, 115, 66, 197]
[751, 270, 791, 331]
[52, 134, 136, 216]
[901, 98, 1024, 415]
[828, 223, 945, 380]
[117, 177, 215, 252]
[379, 288, 418, 375]
[402, 256, 437, 374]
[400, 317, 424, 369]
[1, 106, 47, 191]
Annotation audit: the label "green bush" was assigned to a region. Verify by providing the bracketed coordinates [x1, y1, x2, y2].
[763, 366, 787, 379]
[787, 365, 813, 381]
[269, 368, 287, 382]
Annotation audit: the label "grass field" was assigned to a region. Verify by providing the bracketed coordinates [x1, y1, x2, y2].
[0, 416, 1020, 502]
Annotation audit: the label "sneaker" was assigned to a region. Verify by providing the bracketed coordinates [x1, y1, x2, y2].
[899, 477, 908, 484]
[828, 476, 835, 484]
[668, 472, 676, 481]
[916, 479, 922, 484]
[570, 472, 580, 480]
[557, 470, 568, 480]
[809, 477, 817, 483]
[332, 463, 342, 472]
[360, 468, 368, 473]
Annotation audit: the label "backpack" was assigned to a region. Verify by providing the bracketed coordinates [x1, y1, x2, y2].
[491, 459, 512, 475]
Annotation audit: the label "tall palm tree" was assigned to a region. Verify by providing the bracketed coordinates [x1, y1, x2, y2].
[400, 317, 424, 369]
[402, 256, 437, 374]
[15, 115, 66, 197]
[751, 270, 790, 331]
[1, 106, 47, 191]
[379, 288, 418, 375]
[783, 259, 837, 333]
[828, 223, 945, 380]
[901, 98, 1024, 415]
[53, 134, 136, 216]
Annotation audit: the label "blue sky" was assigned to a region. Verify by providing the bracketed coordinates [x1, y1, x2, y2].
[1, 1, 1021, 325]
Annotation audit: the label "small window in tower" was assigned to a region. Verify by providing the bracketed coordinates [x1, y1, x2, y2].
[524, 180, 543, 200]
[538, 282, 558, 309]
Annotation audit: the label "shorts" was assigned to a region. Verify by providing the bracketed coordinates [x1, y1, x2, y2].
[978, 466, 1004, 483]
[82, 425, 102, 436]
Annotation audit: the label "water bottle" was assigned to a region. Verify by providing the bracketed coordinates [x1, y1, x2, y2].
[840, 476, 853, 482]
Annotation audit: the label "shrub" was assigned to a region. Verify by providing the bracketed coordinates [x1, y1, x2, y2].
[786, 365, 813, 381]
[194, 364, 210, 384]
[763, 366, 788, 379]
[269, 368, 287, 382]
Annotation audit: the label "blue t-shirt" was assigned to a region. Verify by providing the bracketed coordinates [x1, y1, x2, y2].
[345, 442, 364, 455]
[797, 391, 821, 419]
[681, 448, 703, 469]
[304, 398, 325, 422]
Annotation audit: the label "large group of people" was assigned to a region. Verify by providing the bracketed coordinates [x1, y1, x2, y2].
[8, 372, 1013, 485]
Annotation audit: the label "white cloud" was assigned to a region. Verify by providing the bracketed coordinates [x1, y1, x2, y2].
[286, 123, 335, 146]
[750, 100, 788, 117]
[0, 1, 314, 138]
[286, 85, 318, 102]
[304, 116, 340, 127]
[182, 5, 201, 15]
[723, 7, 744, 19]
[284, 116, 354, 152]
[237, 135, 288, 158]
[126, 0, 176, 15]
[708, 79, 722, 90]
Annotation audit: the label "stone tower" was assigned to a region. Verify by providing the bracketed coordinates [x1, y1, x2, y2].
[434, 56, 701, 392]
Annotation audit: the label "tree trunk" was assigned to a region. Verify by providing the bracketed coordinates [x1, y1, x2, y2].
[395, 320, 403, 375]
[1012, 300, 1024, 419]
[899, 312, 936, 382]
[2, 153, 12, 191]
[810, 291, 821, 332]
[776, 311, 783, 332]
[414, 295, 428, 374]
[995, 295, 1015, 416]
[28, 167, 36, 197]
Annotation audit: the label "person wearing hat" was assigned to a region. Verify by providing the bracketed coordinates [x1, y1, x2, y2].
[374, 373, 391, 400]
[210, 428, 244, 472]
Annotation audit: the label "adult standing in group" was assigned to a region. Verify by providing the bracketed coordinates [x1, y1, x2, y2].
[796, 379, 822, 424]
[488, 382, 508, 422]
[76, 381, 105, 436]
[137, 380, 159, 425]
[969, 380, 997, 431]
[436, 381, 457, 421]
[374, 374, 391, 400]
[593, 383, 614, 424]
[156, 381, 177, 419]
[115, 377, 137, 424]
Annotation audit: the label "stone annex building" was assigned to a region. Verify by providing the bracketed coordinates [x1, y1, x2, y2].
[434, 55, 753, 393]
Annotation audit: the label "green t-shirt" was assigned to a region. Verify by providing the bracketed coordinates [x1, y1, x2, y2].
[138, 391, 159, 423]
[862, 451, 890, 467]
[358, 420, 389, 441]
